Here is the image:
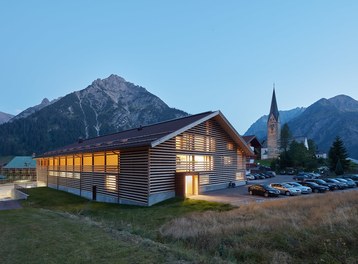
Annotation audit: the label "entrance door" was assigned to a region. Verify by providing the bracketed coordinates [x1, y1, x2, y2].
[185, 175, 198, 196]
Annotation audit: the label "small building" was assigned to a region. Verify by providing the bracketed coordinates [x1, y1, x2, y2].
[2, 156, 37, 181]
[36, 111, 253, 206]
[242, 135, 262, 172]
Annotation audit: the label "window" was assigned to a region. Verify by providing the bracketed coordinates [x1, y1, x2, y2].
[227, 142, 234, 150]
[74, 155, 81, 171]
[176, 134, 215, 152]
[105, 175, 117, 191]
[237, 150, 245, 170]
[94, 152, 105, 172]
[106, 151, 119, 172]
[200, 174, 210, 185]
[223, 156, 233, 166]
[83, 154, 92, 172]
[176, 155, 213, 172]
[236, 172, 245, 181]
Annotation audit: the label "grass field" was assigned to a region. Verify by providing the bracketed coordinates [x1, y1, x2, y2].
[0, 187, 357, 263]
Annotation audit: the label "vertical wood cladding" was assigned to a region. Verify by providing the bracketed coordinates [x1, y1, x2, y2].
[149, 120, 247, 194]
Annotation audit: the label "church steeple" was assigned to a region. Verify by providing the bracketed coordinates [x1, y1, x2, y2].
[265, 84, 281, 159]
[268, 84, 279, 122]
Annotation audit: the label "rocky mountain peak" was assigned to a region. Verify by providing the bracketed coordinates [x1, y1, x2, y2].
[328, 94, 358, 112]
[41, 98, 50, 105]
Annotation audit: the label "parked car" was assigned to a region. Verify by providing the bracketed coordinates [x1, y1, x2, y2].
[246, 174, 255, 180]
[323, 178, 348, 189]
[342, 175, 358, 185]
[269, 183, 302, 196]
[265, 171, 276, 177]
[293, 174, 309, 181]
[335, 178, 357, 188]
[306, 179, 338, 191]
[248, 184, 280, 197]
[298, 181, 329, 193]
[284, 182, 312, 194]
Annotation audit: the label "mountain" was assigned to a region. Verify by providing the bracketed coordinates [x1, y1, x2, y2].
[0, 74, 188, 156]
[244, 107, 306, 140]
[245, 94, 358, 159]
[9, 98, 58, 122]
[287, 95, 358, 159]
[0, 111, 14, 125]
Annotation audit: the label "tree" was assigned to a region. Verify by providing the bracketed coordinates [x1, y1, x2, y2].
[335, 159, 344, 175]
[328, 136, 349, 173]
[280, 123, 292, 152]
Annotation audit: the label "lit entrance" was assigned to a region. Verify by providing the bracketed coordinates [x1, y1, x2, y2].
[185, 175, 198, 196]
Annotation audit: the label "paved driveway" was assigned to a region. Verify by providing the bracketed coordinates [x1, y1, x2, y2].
[190, 175, 354, 206]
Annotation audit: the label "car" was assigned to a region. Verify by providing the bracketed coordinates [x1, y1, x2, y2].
[298, 181, 329, 193]
[269, 183, 302, 196]
[293, 174, 309, 181]
[246, 174, 255, 180]
[342, 176, 358, 186]
[284, 182, 312, 194]
[265, 171, 276, 177]
[335, 178, 357, 188]
[323, 178, 348, 189]
[306, 179, 338, 191]
[248, 184, 280, 197]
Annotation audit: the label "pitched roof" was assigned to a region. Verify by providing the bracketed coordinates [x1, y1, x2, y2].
[4, 156, 36, 169]
[268, 88, 279, 121]
[38, 111, 253, 157]
[242, 135, 262, 148]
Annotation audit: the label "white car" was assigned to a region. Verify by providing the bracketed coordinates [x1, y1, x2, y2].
[270, 183, 302, 196]
[285, 182, 312, 194]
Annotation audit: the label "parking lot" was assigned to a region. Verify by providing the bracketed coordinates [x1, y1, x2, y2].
[190, 175, 357, 206]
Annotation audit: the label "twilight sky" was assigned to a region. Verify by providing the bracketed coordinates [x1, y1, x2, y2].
[1, 0, 358, 134]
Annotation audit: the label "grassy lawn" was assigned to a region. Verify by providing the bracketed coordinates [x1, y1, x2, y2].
[1, 187, 358, 263]
[0, 187, 233, 264]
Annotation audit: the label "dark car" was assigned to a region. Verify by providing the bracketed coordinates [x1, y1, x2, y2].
[306, 179, 338, 191]
[293, 174, 309, 181]
[248, 184, 280, 197]
[323, 178, 348, 189]
[342, 175, 358, 185]
[335, 178, 357, 188]
[298, 181, 329, 193]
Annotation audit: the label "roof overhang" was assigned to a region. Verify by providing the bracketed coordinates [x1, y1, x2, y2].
[151, 110, 254, 156]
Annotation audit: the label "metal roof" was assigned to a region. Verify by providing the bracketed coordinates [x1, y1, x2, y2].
[3, 156, 36, 169]
[38, 111, 254, 157]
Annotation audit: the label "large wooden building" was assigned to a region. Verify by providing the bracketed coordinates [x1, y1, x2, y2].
[36, 111, 253, 206]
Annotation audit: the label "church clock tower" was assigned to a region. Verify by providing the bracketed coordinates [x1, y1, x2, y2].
[267, 85, 280, 159]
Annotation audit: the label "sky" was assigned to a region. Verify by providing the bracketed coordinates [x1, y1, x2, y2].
[1, 0, 358, 134]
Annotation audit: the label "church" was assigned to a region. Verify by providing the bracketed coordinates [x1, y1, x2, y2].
[261, 87, 281, 159]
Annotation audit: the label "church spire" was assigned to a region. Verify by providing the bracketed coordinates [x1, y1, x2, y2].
[269, 84, 279, 121]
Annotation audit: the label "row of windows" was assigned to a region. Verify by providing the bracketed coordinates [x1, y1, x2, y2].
[38, 151, 119, 172]
[47, 171, 117, 192]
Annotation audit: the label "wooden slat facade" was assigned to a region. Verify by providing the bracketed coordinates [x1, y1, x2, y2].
[36, 115, 248, 206]
[148, 120, 247, 198]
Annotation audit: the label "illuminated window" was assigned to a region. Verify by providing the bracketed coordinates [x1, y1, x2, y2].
[83, 154, 93, 172]
[94, 152, 105, 172]
[106, 151, 119, 172]
[74, 155, 82, 172]
[200, 174, 210, 185]
[237, 150, 244, 170]
[227, 142, 234, 150]
[223, 156, 233, 166]
[105, 175, 117, 191]
[176, 134, 215, 152]
[67, 155, 74, 172]
[236, 172, 245, 181]
[176, 155, 213, 172]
